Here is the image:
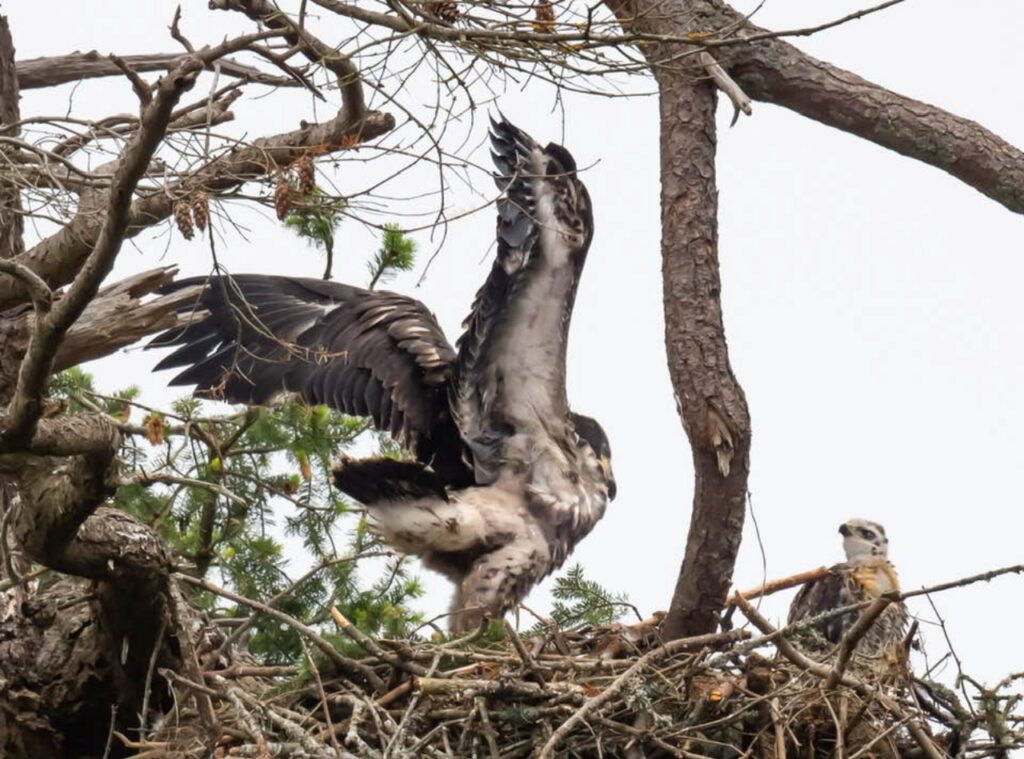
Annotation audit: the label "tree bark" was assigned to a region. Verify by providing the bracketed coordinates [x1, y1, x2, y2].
[708, 4, 1024, 216]
[0, 14, 23, 260]
[16, 51, 297, 90]
[601, 0, 1024, 638]
[655, 70, 751, 638]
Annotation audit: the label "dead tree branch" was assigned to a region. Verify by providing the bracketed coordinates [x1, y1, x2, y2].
[700, 5, 1024, 215]
[16, 50, 300, 90]
[825, 596, 893, 688]
[0, 55, 205, 450]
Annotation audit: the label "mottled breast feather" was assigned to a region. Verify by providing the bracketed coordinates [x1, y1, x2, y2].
[788, 560, 909, 662]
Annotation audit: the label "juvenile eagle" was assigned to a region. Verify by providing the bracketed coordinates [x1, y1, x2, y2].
[788, 519, 908, 670]
[150, 118, 615, 631]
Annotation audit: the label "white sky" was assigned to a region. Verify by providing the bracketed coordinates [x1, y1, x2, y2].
[8, 0, 1024, 695]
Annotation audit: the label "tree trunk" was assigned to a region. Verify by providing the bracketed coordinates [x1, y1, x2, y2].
[0, 14, 22, 260]
[600, 0, 754, 638]
[655, 70, 752, 638]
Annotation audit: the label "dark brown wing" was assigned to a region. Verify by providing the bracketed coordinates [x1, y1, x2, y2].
[787, 564, 860, 644]
[149, 274, 471, 485]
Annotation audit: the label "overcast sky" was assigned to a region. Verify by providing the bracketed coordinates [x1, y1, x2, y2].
[9, 0, 1024, 693]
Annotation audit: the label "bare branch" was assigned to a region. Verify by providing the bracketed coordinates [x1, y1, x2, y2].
[177, 573, 386, 691]
[537, 628, 751, 758]
[0, 259, 51, 313]
[0, 55, 204, 450]
[699, 51, 750, 126]
[734, 594, 944, 759]
[16, 50, 300, 89]
[824, 596, 893, 688]
[727, 565, 830, 605]
[108, 53, 153, 107]
[0, 108, 393, 310]
[714, 8, 1024, 215]
[54, 267, 202, 371]
[209, 0, 365, 138]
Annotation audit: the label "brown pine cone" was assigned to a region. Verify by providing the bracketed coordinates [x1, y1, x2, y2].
[533, 0, 556, 32]
[143, 413, 165, 446]
[274, 177, 293, 221]
[173, 200, 194, 240]
[433, 0, 461, 22]
[295, 153, 316, 195]
[192, 192, 210, 233]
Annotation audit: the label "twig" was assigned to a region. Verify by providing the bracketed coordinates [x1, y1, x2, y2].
[698, 51, 751, 126]
[0, 259, 52, 313]
[139, 615, 167, 735]
[330, 606, 428, 676]
[825, 596, 893, 688]
[169, 6, 195, 53]
[536, 629, 750, 759]
[178, 574, 384, 691]
[727, 566, 830, 605]
[214, 554, 389, 664]
[109, 54, 152, 107]
[504, 619, 547, 685]
[733, 594, 944, 759]
[475, 697, 501, 759]
[100, 705, 118, 759]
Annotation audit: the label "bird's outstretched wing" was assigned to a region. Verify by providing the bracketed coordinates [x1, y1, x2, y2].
[150, 274, 471, 484]
[451, 117, 595, 485]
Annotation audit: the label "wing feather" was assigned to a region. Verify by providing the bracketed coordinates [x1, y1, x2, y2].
[451, 117, 593, 485]
[149, 273, 471, 485]
[788, 564, 860, 644]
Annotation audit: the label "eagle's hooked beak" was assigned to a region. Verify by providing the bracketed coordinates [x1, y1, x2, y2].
[600, 455, 617, 500]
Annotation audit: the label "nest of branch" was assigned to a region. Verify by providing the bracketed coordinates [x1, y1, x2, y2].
[127, 606, 1007, 759]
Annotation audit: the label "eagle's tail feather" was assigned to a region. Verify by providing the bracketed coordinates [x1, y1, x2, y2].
[333, 457, 447, 505]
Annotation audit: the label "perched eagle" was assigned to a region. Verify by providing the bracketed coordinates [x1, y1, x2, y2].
[149, 118, 615, 631]
[787, 519, 908, 672]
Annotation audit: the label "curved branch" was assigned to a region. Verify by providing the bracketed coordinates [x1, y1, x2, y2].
[209, 0, 365, 137]
[0, 259, 51, 313]
[709, 8, 1024, 215]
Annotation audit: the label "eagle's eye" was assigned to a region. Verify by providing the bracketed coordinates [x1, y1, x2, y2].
[858, 528, 875, 540]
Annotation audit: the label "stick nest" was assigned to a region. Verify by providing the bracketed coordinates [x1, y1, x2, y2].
[131, 606, 1020, 759]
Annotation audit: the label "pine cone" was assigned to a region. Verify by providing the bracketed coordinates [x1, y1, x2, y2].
[173, 200, 194, 240]
[274, 177, 293, 221]
[192, 192, 210, 233]
[295, 153, 316, 195]
[533, 0, 556, 32]
[143, 413, 165, 446]
[298, 453, 312, 483]
[432, 0, 460, 23]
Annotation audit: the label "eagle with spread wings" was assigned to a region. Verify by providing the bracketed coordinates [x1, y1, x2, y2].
[150, 118, 615, 631]
[788, 519, 908, 673]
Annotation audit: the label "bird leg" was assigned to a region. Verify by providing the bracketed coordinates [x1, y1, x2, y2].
[449, 540, 548, 633]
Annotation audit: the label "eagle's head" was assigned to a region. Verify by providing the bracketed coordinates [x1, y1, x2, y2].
[839, 518, 889, 561]
[569, 412, 616, 500]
